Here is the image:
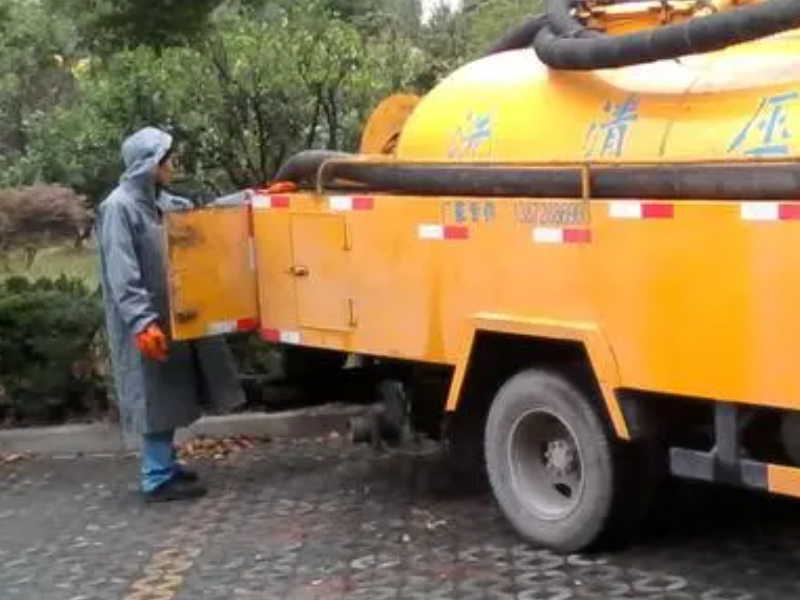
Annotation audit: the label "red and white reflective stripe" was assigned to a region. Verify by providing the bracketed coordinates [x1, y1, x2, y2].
[417, 224, 470, 240]
[609, 201, 674, 220]
[260, 329, 302, 344]
[252, 195, 291, 210]
[329, 196, 374, 212]
[741, 202, 800, 221]
[533, 227, 592, 244]
[207, 318, 259, 336]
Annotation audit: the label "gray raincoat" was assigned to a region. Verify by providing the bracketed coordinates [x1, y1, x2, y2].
[97, 127, 244, 436]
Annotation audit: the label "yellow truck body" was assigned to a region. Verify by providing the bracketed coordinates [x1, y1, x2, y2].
[165, 6, 800, 551]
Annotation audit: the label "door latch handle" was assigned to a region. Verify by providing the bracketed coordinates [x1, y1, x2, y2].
[174, 309, 199, 323]
[288, 265, 310, 277]
[348, 298, 358, 328]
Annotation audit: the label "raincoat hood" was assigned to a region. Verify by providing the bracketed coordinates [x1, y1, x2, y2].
[120, 127, 173, 201]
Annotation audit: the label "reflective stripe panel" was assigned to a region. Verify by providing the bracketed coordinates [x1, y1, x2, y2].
[779, 204, 800, 220]
[260, 328, 280, 342]
[563, 228, 592, 243]
[533, 227, 564, 244]
[280, 331, 302, 344]
[208, 319, 258, 336]
[330, 196, 375, 212]
[252, 195, 290, 210]
[260, 329, 302, 344]
[418, 224, 444, 240]
[352, 196, 375, 210]
[208, 321, 237, 335]
[741, 202, 779, 221]
[739, 202, 800, 221]
[252, 195, 271, 209]
[236, 318, 259, 332]
[609, 202, 642, 219]
[329, 196, 353, 212]
[609, 201, 674, 219]
[418, 224, 470, 240]
[641, 203, 674, 219]
[533, 228, 592, 244]
[444, 225, 470, 240]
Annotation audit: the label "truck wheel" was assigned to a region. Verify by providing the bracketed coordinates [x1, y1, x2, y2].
[485, 369, 624, 553]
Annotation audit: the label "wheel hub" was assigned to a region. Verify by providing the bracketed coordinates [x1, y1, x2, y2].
[508, 409, 585, 520]
[544, 439, 576, 477]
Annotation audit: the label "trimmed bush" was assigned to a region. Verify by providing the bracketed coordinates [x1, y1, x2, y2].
[0, 275, 107, 425]
[0, 185, 91, 267]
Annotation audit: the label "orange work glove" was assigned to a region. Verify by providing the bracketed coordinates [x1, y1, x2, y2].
[265, 181, 298, 194]
[136, 323, 169, 362]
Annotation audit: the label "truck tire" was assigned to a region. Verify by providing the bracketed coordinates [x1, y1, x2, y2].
[485, 369, 627, 553]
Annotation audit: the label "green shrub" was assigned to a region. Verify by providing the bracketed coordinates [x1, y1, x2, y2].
[227, 333, 281, 377]
[0, 275, 107, 425]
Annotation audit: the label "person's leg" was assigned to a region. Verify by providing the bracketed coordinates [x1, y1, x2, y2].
[140, 430, 176, 493]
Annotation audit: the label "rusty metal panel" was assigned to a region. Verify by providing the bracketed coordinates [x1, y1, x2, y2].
[165, 206, 258, 341]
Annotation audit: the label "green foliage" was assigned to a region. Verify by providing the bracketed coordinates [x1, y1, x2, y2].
[463, 0, 545, 54]
[0, 0, 77, 166]
[413, 0, 545, 86]
[0, 275, 107, 425]
[228, 333, 283, 377]
[0, 0, 544, 199]
[15, 1, 431, 198]
[415, 3, 471, 89]
[46, 0, 222, 54]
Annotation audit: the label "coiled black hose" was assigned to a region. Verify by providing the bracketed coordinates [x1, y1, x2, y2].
[483, 0, 800, 70]
[535, 0, 800, 70]
[483, 14, 548, 56]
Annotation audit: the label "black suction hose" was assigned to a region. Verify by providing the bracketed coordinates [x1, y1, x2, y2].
[321, 161, 800, 201]
[533, 0, 800, 70]
[544, 0, 586, 38]
[483, 14, 548, 56]
[274, 150, 354, 184]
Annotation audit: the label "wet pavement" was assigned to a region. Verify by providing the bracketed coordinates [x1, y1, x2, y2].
[2, 436, 800, 600]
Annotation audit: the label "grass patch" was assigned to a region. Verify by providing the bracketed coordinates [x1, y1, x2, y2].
[1, 246, 98, 288]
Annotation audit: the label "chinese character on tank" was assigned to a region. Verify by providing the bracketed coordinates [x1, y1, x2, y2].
[729, 92, 799, 157]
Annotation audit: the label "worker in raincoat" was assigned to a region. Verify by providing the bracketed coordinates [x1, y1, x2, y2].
[97, 127, 244, 503]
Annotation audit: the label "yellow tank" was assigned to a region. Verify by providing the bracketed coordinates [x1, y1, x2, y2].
[396, 31, 800, 164]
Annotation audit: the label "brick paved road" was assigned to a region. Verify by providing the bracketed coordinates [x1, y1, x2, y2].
[2, 437, 800, 599]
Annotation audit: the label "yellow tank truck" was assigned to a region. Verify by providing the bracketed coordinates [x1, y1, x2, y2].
[164, 0, 800, 552]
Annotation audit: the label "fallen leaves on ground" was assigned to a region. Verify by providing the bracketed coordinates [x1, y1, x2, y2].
[176, 435, 262, 461]
[1, 452, 33, 465]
